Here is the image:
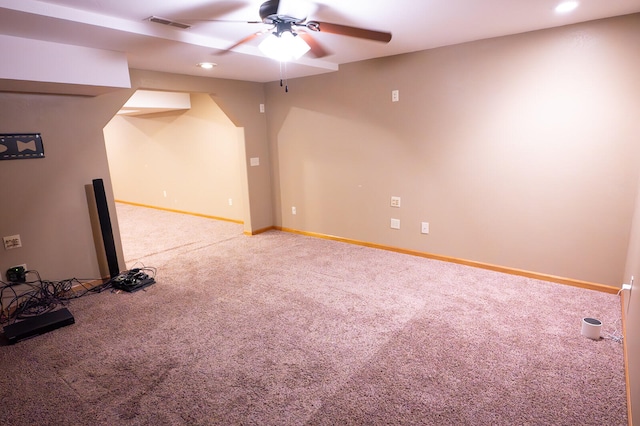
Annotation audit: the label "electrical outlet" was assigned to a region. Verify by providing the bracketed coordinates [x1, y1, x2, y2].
[3, 234, 22, 249]
[6, 265, 27, 283]
[391, 218, 400, 229]
[292, 206, 297, 215]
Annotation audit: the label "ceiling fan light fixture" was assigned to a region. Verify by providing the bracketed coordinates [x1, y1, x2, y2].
[258, 31, 310, 62]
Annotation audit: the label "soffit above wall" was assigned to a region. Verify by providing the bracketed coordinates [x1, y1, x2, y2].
[0, 34, 131, 96]
[0, 79, 129, 97]
[117, 90, 191, 116]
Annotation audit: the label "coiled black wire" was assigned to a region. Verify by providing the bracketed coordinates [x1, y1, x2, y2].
[0, 266, 156, 325]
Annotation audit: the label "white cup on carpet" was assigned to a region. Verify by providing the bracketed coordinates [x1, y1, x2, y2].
[581, 317, 602, 340]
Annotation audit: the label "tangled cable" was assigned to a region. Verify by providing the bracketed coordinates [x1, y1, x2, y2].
[0, 266, 156, 325]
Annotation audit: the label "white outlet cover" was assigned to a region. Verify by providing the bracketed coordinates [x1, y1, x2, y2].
[391, 218, 400, 229]
[250, 157, 260, 166]
[391, 196, 401, 208]
[421, 222, 430, 234]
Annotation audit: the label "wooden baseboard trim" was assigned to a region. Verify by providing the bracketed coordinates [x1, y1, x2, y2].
[115, 200, 244, 225]
[111, 203, 618, 294]
[621, 293, 633, 426]
[275, 226, 619, 294]
[244, 226, 276, 236]
[67, 278, 110, 296]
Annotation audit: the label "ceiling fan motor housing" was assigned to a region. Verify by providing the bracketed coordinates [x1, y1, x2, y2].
[259, 0, 280, 22]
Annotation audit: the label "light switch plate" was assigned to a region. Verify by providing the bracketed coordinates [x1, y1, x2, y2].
[421, 222, 430, 234]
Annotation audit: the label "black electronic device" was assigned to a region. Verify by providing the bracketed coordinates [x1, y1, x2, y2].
[3, 308, 75, 344]
[112, 270, 155, 292]
[6, 265, 26, 283]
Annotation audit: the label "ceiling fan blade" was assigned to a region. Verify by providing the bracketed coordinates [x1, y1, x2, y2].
[306, 21, 392, 43]
[297, 32, 330, 58]
[218, 31, 267, 54]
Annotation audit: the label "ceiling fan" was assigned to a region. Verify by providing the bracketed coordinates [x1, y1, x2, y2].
[179, 0, 393, 60]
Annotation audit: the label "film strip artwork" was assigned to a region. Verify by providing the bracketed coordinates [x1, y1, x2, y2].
[0, 133, 45, 160]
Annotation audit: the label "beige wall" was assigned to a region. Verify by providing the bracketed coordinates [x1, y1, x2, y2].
[266, 14, 640, 287]
[0, 91, 127, 280]
[104, 93, 245, 221]
[265, 14, 640, 418]
[0, 70, 270, 281]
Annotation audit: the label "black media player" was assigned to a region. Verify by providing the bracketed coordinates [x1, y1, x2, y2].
[3, 307, 75, 344]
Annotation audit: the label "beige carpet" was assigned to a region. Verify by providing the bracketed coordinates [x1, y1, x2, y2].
[0, 203, 627, 425]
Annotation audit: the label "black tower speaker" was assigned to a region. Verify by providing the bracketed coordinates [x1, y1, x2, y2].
[92, 178, 120, 278]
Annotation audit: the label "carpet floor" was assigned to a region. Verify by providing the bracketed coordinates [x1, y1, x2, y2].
[0, 203, 627, 425]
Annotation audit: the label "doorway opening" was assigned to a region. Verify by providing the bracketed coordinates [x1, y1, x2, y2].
[103, 90, 246, 265]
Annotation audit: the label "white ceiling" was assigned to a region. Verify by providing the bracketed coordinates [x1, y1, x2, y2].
[1, 0, 639, 83]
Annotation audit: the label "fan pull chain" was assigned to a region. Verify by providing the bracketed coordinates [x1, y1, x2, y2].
[279, 61, 289, 93]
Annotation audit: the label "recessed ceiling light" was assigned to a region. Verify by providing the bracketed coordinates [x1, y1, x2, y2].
[197, 62, 216, 69]
[555, 1, 579, 14]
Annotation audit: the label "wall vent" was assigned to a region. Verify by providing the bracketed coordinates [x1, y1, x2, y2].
[147, 16, 192, 30]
